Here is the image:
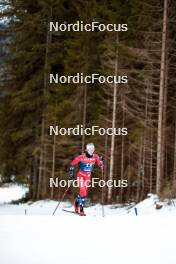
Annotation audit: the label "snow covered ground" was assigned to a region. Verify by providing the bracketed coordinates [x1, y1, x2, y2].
[1, 215, 176, 264]
[0, 183, 28, 204]
[0, 184, 176, 264]
[0, 183, 176, 216]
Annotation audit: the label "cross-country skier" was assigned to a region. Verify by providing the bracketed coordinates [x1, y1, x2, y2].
[68, 143, 103, 216]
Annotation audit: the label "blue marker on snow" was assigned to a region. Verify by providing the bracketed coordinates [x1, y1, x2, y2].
[134, 207, 138, 216]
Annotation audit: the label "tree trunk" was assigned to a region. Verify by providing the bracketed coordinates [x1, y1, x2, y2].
[37, 7, 52, 199]
[107, 32, 119, 202]
[51, 101, 57, 199]
[120, 96, 125, 203]
[172, 122, 176, 190]
[141, 82, 149, 198]
[136, 136, 143, 202]
[82, 83, 87, 152]
[156, 0, 168, 195]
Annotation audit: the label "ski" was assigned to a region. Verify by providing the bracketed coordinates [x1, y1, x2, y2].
[62, 209, 86, 216]
[62, 209, 78, 215]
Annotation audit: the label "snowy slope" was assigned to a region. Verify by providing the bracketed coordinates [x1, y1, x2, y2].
[0, 183, 28, 204]
[0, 184, 176, 216]
[0, 216, 176, 264]
[0, 184, 176, 264]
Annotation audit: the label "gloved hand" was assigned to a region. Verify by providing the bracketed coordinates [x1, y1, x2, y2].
[100, 156, 104, 170]
[68, 165, 75, 180]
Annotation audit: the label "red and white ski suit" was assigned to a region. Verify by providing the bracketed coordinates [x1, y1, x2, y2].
[70, 152, 102, 197]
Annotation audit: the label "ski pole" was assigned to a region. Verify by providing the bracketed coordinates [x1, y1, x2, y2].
[52, 183, 71, 215]
[101, 166, 105, 217]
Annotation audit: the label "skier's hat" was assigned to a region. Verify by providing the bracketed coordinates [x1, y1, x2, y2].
[86, 143, 95, 155]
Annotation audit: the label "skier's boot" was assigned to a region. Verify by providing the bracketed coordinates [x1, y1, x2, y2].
[74, 200, 79, 214]
[75, 195, 86, 216]
[79, 205, 86, 216]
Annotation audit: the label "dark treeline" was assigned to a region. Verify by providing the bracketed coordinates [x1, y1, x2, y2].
[0, 0, 176, 203]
